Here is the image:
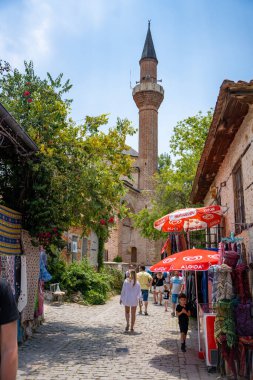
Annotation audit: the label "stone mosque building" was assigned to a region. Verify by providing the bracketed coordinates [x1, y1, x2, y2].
[105, 23, 164, 266]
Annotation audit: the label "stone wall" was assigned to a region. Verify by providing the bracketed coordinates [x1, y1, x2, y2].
[105, 188, 162, 266]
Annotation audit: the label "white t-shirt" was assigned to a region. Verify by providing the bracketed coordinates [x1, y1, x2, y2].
[170, 276, 184, 294]
[120, 279, 141, 307]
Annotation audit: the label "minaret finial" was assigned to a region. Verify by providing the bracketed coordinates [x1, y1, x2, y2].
[141, 20, 157, 61]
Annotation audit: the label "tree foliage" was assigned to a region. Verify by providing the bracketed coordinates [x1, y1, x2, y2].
[0, 61, 136, 248]
[132, 111, 213, 239]
[53, 259, 124, 305]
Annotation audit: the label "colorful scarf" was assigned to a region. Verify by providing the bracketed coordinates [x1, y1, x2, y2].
[0, 205, 22, 255]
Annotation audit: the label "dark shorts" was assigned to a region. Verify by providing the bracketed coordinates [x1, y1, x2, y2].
[141, 289, 149, 302]
[179, 321, 188, 334]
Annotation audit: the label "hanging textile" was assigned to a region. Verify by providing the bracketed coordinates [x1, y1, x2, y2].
[214, 300, 237, 376]
[179, 234, 187, 251]
[165, 237, 171, 256]
[39, 254, 52, 282]
[186, 272, 196, 302]
[212, 264, 234, 302]
[235, 301, 253, 336]
[14, 255, 21, 302]
[218, 242, 225, 264]
[223, 250, 240, 268]
[234, 264, 251, 302]
[201, 271, 208, 304]
[20, 230, 40, 322]
[238, 337, 253, 378]
[17, 255, 28, 312]
[0, 205, 22, 255]
[214, 300, 237, 347]
[0, 255, 15, 293]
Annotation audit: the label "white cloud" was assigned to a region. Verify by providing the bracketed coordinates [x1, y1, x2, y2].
[0, 0, 131, 68]
[0, 0, 53, 68]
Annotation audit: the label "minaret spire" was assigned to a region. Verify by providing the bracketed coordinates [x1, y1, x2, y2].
[132, 22, 164, 190]
[141, 20, 157, 62]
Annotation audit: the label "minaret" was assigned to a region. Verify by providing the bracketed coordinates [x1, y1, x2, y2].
[133, 21, 164, 190]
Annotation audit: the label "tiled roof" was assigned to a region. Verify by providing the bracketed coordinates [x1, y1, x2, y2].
[122, 147, 139, 157]
[191, 79, 253, 203]
[0, 103, 38, 157]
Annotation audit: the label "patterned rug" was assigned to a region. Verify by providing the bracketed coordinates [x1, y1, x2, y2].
[0, 204, 22, 255]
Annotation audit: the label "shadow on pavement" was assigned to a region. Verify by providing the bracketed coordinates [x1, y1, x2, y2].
[158, 338, 179, 351]
[149, 354, 181, 376]
[18, 320, 129, 374]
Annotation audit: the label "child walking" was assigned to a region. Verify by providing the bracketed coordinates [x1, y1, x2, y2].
[163, 284, 170, 312]
[176, 293, 191, 352]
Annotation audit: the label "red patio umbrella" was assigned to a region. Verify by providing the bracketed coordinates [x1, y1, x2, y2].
[154, 205, 223, 233]
[150, 248, 220, 272]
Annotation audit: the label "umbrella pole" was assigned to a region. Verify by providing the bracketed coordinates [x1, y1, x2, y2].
[195, 270, 202, 356]
[187, 231, 190, 249]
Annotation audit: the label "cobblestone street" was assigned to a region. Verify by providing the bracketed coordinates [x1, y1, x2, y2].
[17, 295, 217, 380]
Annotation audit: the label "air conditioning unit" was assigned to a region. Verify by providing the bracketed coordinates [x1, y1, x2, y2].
[72, 241, 78, 253]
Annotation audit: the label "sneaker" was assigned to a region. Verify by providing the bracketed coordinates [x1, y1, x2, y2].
[171, 312, 175, 317]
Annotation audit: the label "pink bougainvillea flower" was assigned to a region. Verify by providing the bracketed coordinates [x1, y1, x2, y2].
[27, 98, 33, 103]
[23, 90, 30, 97]
[108, 217, 114, 223]
[100, 219, 106, 225]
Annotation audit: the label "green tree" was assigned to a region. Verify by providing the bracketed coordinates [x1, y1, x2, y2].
[0, 61, 136, 258]
[133, 111, 212, 239]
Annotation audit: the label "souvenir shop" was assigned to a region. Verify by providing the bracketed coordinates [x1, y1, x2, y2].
[161, 230, 253, 379]
[0, 204, 51, 342]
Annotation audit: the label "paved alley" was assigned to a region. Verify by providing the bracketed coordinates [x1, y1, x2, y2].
[17, 296, 217, 380]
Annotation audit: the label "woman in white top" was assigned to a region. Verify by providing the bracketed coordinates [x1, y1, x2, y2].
[120, 270, 141, 332]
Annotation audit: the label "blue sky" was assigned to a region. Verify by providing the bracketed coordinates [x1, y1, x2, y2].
[0, 0, 253, 154]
